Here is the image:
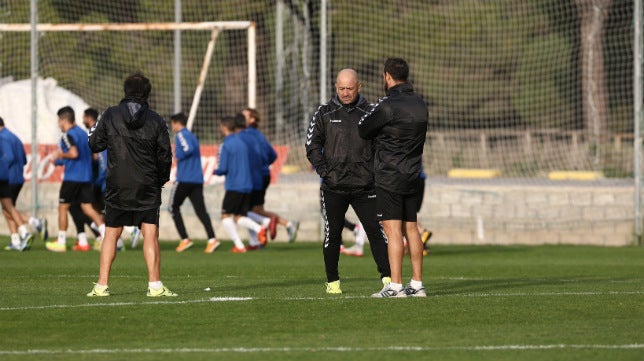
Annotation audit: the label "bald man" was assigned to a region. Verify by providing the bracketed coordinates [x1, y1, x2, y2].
[306, 68, 391, 295]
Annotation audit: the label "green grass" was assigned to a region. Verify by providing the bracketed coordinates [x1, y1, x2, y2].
[0, 236, 643, 361]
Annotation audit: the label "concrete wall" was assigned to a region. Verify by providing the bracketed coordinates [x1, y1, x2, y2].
[4, 174, 636, 246]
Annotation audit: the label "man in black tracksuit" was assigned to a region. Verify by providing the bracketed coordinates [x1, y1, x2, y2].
[306, 68, 391, 295]
[359, 58, 428, 298]
[87, 72, 176, 298]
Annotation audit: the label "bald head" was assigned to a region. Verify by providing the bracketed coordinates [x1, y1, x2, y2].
[335, 68, 361, 105]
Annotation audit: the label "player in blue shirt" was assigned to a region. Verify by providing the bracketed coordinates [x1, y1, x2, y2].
[46, 106, 105, 252]
[0, 117, 46, 251]
[170, 112, 219, 253]
[214, 116, 266, 253]
[235, 113, 271, 250]
[242, 108, 300, 242]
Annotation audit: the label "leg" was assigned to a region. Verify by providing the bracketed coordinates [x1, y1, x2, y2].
[58, 203, 70, 231]
[404, 221, 423, 282]
[141, 222, 161, 282]
[97, 226, 123, 285]
[189, 185, 216, 239]
[353, 193, 390, 279]
[381, 219, 404, 284]
[169, 183, 190, 240]
[320, 189, 350, 282]
[69, 203, 88, 234]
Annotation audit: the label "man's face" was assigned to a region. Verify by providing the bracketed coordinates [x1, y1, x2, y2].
[82, 115, 92, 129]
[170, 120, 180, 133]
[242, 109, 253, 127]
[57, 117, 66, 132]
[335, 78, 361, 105]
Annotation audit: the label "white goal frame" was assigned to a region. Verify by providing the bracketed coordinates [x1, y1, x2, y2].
[0, 21, 257, 131]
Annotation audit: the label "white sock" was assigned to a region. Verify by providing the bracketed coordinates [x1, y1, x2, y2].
[247, 229, 260, 246]
[18, 224, 28, 238]
[90, 221, 100, 233]
[207, 238, 217, 244]
[389, 282, 403, 291]
[355, 223, 366, 247]
[148, 281, 163, 290]
[98, 224, 106, 239]
[410, 279, 423, 289]
[236, 216, 262, 233]
[10, 233, 20, 246]
[117, 238, 124, 249]
[222, 217, 245, 249]
[77, 232, 88, 246]
[247, 211, 270, 226]
[58, 231, 67, 245]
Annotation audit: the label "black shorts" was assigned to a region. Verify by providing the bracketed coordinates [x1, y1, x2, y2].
[93, 186, 105, 212]
[0, 180, 10, 199]
[376, 187, 421, 222]
[105, 205, 159, 227]
[0, 182, 23, 204]
[222, 191, 251, 216]
[59, 181, 95, 204]
[250, 175, 271, 207]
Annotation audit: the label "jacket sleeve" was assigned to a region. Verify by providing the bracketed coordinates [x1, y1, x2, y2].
[174, 131, 192, 161]
[305, 105, 329, 178]
[358, 101, 389, 140]
[156, 121, 172, 187]
[263, 135, 278, 166]
[214, 142, 228, 176]
[88, 112, 108, 153]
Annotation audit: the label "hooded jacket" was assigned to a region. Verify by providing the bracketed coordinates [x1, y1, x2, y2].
[358, 83, 428, 195]
[89, 97, 172, 210]
[306, 94, 375, 193]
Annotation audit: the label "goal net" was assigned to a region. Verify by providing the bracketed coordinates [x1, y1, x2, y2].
[0, 1, 636, 241]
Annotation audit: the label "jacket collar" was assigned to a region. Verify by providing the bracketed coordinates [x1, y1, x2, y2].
[386, 82, 413, 96]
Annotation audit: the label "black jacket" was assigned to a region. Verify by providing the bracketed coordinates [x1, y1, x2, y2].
[89, 97, 172, 210]
[306, 94, 375, 193]
[358, 83, 428, 195]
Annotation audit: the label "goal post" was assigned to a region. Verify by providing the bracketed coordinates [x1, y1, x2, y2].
[0, 21, 257, 132]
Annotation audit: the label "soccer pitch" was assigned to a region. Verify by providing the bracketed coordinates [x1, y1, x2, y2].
[0, 237, 642, 361]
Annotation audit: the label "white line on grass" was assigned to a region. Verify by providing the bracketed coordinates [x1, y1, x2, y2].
[0, 344, 642, 355]
[0, 290, 641, 312]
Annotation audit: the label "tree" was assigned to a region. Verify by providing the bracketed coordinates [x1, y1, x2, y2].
[575, 0, 612, 142]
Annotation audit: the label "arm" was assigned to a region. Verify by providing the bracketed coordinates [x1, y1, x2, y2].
[156, 121, 172, 187]
[214, 142, 228, 176]
[174, 131, 193, 161]
[305, 105, 329, 178]
[358, 101, 389, 140]
[59, 133, 79, 159]
[88, 113, 108, 153]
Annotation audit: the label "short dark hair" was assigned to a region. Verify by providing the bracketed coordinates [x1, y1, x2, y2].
[57, 106, 75, 123]
[170, 112, 188, 126]
[0, 116, 4, 127]
[384, 58, 409, 82]
[124, 71, 152, 100]
[234, 112, 247, 130]
[84, 108, 99, 121]
[220, 116, 236, 132]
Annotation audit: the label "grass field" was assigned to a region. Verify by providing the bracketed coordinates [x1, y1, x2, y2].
[0, 236, 642, 361]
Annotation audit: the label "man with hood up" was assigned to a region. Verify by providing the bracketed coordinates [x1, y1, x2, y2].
[87, 72, 176, 297]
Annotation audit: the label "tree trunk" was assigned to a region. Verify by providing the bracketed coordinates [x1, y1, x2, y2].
[575, 0, 612, 143]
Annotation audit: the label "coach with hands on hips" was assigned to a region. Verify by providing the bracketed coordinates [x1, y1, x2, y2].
[306, 68, 391, 295]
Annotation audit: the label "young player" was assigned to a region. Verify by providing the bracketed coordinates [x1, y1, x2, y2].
[242, 108, 300, 242]
[46, 106, 105, 252]
[214, 116, 267, 253]
[170, 112, 220, 253]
